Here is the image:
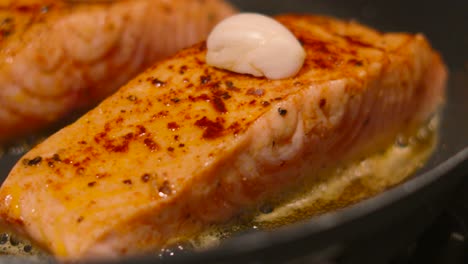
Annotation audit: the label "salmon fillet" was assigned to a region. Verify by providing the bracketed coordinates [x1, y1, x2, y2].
[0, 0, 236, 142]
[0, 15, 446, 260]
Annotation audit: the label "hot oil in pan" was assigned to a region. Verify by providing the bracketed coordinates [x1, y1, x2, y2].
[0, 116, 439, 260]
[0, 233, 45, 260]
[189, 115, 439, 251]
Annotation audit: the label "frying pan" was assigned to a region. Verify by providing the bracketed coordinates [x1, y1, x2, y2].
[0, 0, 467, 263]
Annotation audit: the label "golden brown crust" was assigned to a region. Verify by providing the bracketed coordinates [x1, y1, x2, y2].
[0, 14, 446, 259]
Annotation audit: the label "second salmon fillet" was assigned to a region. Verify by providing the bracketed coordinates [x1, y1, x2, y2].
[0, 0, 236, 142]
[0, 15, 446, 260]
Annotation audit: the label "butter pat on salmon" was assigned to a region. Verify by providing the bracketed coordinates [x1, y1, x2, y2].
[206, 13, 306, 79]
[0, 14, 446, 260]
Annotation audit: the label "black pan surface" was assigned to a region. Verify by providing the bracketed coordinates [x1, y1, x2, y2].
[0, 0, 467, 263]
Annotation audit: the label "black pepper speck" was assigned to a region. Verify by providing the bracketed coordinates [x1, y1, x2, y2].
[52, 154, 61, 161]
[200, 75, 211, 84]
[141, 174, 150, 183]
[123, 179, 132, 185]
[24, 156, 42, 166]
[152, 78, 166, 87]
[278, 108, 288, 116]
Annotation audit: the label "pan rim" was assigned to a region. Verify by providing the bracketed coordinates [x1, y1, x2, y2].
[92, 146, 468, 264]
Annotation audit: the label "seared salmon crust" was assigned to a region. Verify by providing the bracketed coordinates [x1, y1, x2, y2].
[0, 14, 446, 260]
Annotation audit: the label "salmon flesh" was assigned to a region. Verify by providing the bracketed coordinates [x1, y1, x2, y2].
[0, 0, 236, 142]
[0, 15, 446, 260]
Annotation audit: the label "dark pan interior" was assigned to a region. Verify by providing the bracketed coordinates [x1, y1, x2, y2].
[0, 0, 467, 263]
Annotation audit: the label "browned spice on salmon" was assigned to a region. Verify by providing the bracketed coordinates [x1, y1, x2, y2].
[0, 14, 446, 260]
[0, 0, 236, 143]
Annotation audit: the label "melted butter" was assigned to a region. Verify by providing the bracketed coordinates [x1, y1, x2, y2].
[191, 115, 438, 249]
[0, 231, 46, 260]
[0, 116, 439, 259]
